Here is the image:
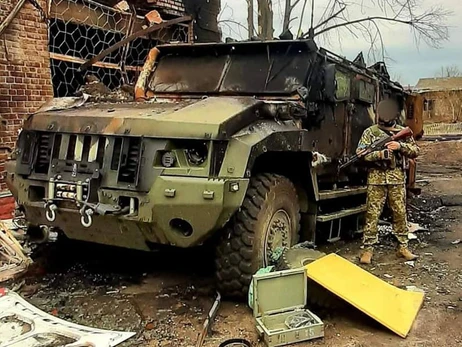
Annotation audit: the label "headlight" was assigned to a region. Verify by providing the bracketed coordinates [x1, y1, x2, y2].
[185, 142, 208, 165]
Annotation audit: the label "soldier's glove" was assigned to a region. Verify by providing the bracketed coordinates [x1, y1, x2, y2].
[378, 149, 392, 160]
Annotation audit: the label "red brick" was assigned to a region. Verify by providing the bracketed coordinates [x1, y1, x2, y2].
[12, 95, 26, 101]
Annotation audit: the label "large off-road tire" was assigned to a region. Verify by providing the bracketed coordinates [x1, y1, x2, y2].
[215, 173, 300, 298]
[277, 247, 344, 309]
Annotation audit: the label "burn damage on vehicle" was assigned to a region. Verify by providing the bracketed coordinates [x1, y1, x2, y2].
[6, 39, 416, 261]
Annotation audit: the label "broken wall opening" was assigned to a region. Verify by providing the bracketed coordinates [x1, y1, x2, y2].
[48, 0, 191, 97]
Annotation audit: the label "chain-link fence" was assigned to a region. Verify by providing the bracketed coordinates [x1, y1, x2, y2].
[48, 0, 191, 97]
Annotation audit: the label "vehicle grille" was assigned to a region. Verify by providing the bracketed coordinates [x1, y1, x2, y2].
[35, 133, 52, 174]
[30, 132, 142, 187]
[118, 138, 141, 183]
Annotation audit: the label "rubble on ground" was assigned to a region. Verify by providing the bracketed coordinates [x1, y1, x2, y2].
[0, 221, 32, 283]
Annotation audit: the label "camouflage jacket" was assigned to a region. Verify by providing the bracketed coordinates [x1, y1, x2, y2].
[356, 124, 419, 185]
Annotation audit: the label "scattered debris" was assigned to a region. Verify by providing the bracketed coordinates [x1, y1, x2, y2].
[384, 274, 394, 279]
[408, 222, 428, 233]
[0, 289, 135, 346]
[405, 286, 425, 294]
[451, 239, 461, 245]
[196, 291, 221, 347]
[0, 222, 32, 283]
[404, 261, 416, 268]
[408, 233, 418, 240]
[145, 10, 163, 25]
[36, 93, 90, 113]
[113, 0, 130, 12]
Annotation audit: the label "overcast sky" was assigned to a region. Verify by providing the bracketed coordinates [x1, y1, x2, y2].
[219, 0, 461, 86]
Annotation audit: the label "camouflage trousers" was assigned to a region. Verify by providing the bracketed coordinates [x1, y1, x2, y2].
[363, 184, 408, 250]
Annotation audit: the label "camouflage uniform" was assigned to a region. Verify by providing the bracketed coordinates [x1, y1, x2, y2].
[357, 124, 420, 251]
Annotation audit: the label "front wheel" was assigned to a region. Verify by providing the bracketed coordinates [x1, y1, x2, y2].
[215, 173, 300, 298]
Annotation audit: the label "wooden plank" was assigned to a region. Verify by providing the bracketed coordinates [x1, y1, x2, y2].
[50, 52, 141, 72]
[79, 15, 192, 72]
[0, 0, 27, 37]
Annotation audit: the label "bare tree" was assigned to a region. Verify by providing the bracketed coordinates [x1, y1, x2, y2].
[437, 65, 461, 78]
[258, 0, 274, 39]
[247, 0, 255, 39]
[439, 90, 462, 123]
[300, 0, 451, 62]
[219, 2, 254, 40]
[282, 0, 301, 32]
[219, 0, 450, 57]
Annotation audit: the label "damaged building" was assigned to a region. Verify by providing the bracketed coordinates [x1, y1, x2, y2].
[415, 77, 462, 123]
[0, 0, 220, 216]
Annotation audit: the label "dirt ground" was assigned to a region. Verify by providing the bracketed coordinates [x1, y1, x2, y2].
[3, 140, 462, 347]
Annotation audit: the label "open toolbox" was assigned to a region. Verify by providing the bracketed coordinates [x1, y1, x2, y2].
[252, 267, 324, 347]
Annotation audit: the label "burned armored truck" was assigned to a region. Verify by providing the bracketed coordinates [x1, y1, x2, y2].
[5, 39, 420, 296]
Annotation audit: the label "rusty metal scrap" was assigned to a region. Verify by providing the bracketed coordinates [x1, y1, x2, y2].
[79, 15, 192, 72]
[196, 291, 221, 347]
[135, 47, 160, 101]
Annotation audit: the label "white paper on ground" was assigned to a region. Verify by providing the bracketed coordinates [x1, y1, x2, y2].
[0, 289, 135, 347]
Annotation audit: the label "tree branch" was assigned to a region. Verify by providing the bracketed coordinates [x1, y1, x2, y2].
[313, 5, 346, 31]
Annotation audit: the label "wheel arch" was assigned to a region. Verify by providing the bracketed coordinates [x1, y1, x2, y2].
[250, 151, 316, 213]
[221, 120, 319, 213]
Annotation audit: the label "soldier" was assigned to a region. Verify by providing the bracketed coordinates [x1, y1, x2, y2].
[357, 99, 420, 264]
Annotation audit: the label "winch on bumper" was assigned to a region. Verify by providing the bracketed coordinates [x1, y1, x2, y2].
[9, 164, 249, 251]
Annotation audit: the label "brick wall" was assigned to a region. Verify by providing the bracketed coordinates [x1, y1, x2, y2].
[0, 1, 53, 183]
[0, 0, 52, 216]
[156, 0, 185, 16]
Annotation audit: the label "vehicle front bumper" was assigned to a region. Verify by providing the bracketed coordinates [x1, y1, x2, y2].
[7, 160, 249, 250]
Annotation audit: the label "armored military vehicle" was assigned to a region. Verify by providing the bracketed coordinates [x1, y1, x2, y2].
[5, 39, 420, 297]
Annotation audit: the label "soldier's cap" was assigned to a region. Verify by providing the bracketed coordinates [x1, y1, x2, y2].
[377, 99, 399, 123]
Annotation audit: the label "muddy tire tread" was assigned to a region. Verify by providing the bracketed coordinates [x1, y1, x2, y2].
[215, 174, 300, 298]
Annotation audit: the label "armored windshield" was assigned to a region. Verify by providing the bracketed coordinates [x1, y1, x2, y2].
[148, 40, 316, 96]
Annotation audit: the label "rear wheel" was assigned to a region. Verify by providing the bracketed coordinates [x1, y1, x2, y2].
[215, 173, 300, 298]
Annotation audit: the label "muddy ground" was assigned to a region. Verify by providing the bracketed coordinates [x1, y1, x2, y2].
[4, 140, 462, 347]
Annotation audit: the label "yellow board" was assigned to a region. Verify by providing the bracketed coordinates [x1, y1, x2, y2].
[305, 253, 424, 338]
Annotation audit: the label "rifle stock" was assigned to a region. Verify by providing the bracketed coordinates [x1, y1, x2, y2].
[338, 127, 413, 170]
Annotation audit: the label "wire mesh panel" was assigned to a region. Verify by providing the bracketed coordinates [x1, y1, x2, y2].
[48, 0, 190, 97]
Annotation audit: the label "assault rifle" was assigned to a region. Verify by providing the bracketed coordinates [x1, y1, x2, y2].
[338, 126, 413, 170]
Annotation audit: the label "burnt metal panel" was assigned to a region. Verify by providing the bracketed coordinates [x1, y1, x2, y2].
[220, 45, 311, 94]
[149, 54, 228, 93]
[150, 40, 317, 96]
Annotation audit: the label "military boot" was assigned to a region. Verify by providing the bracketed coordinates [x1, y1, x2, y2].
[360, 249, 373, 264]
[397, 246, 418, 261]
